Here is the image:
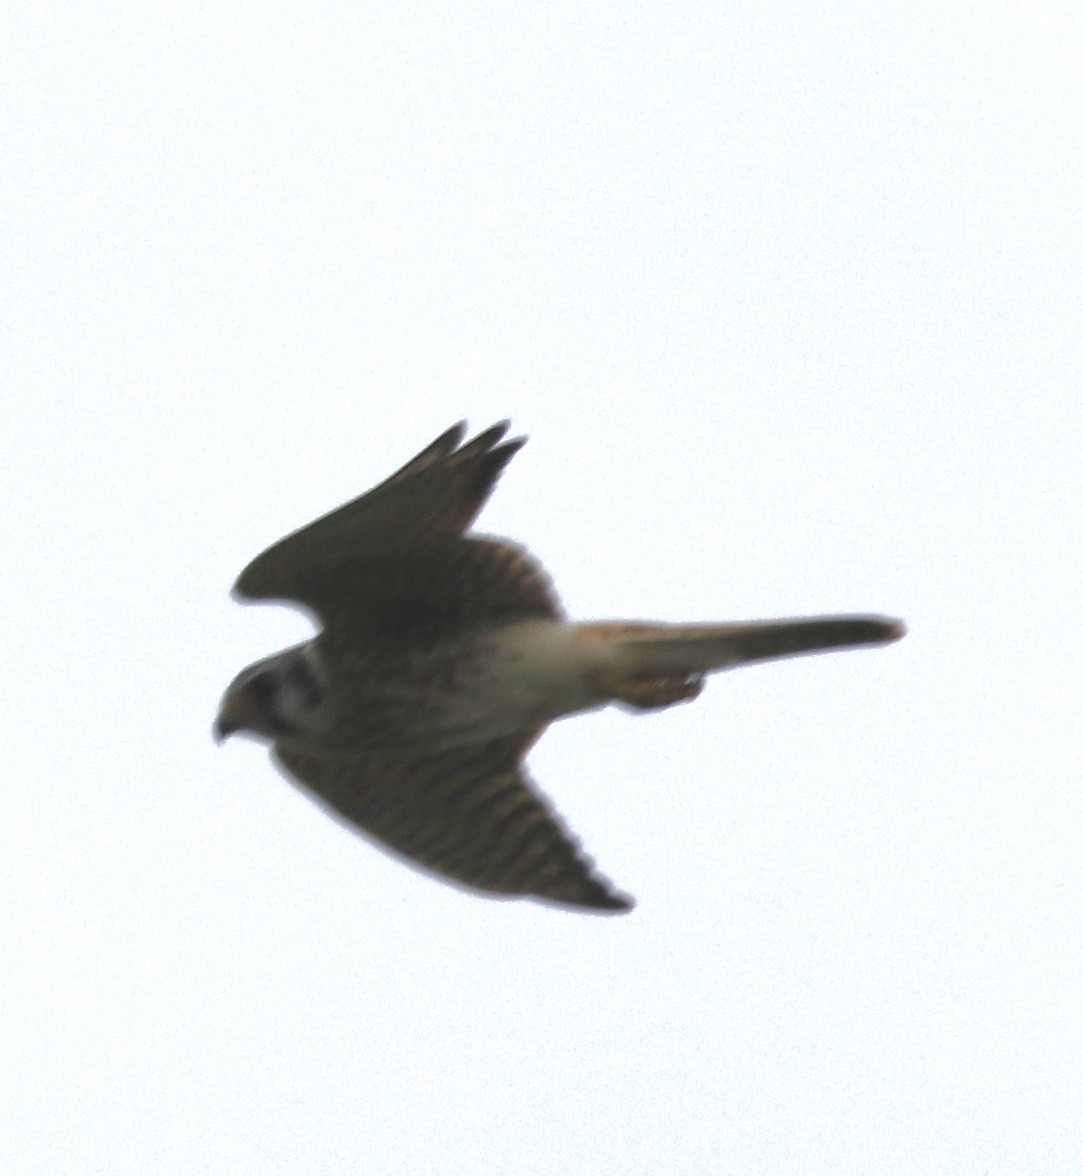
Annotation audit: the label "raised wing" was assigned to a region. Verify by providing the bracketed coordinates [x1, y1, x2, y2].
[274, 737, 632, 913]
[234, 421, 525, 614]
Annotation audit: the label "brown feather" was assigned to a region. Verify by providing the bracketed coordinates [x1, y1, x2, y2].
[274, 739, 632, 913]
[235, 422, 525, 614]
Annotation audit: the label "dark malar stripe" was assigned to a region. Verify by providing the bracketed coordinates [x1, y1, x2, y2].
[285, 655, 327, 709]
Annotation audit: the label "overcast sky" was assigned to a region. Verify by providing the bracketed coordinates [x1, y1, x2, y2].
[3, 3, 1081, 1173]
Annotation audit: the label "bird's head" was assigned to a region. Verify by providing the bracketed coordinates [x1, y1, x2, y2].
[214, 643, 328, 744]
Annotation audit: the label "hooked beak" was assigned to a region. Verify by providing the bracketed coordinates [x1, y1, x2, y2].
[213, 714, 241, 743]
[213, 686, 246, 743]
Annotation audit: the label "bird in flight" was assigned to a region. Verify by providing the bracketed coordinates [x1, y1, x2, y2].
[216, 421, 904, 913]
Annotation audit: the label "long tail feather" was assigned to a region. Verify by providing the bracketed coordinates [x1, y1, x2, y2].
[614, 615, 905, 675]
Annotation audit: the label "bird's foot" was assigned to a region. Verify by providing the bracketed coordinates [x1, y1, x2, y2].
[612, 672, 705, 711]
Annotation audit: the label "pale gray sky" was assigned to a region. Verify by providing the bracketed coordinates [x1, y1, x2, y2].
[3, 3, 1081, 1173]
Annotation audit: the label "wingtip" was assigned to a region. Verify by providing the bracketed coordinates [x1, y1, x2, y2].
[438, 420, 469, 450]
[493, 419, 529, 451]
[454, 419, 519, 457]
[535, 875, 636, 914]
[600, 891, 636, 914]
[535, 891, 635, 915]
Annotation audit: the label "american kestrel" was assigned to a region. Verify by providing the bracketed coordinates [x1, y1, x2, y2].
[215, 422, 904, 913]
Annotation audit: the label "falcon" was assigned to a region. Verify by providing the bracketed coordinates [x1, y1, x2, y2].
[215, 421, 904, 913]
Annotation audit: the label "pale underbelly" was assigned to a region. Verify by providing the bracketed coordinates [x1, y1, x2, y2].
[341, 621, 610, 750]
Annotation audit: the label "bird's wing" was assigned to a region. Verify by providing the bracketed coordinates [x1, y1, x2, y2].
[273, 737, 632, 914]
[234, 421, 526, 614]
[257, 532, 563, 643]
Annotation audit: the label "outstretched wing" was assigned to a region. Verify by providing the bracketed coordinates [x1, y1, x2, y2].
[273, 737, 632, 914]
[234, 421, 526, 617]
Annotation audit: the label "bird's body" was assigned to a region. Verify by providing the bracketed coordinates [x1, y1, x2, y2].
[216, 421, 904, 913]
[319, 620, 602, 750]
[288, 621, 584, 754]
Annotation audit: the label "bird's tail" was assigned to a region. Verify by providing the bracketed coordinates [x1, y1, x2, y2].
[581, 615, 904, 710]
